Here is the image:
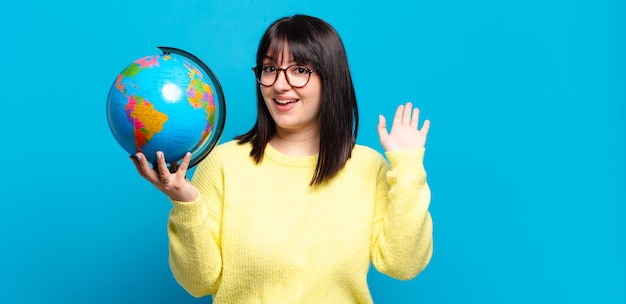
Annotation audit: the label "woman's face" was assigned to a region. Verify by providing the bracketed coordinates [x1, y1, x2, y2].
[260, 44, 322, 136]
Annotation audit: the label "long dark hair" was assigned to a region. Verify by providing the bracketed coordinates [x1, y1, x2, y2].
[236, 14, 359, 186]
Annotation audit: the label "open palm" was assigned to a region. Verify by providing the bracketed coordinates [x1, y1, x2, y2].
[378, 102, 430, 152]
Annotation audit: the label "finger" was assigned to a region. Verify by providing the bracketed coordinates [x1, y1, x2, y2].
[129, 155, 145, 177]
[138, 153, 163, 184]
[176, 152, 192, 178]
[421, 119, 431, 136]
[402, 102, 413, 124]
[377, 114, 389, 140]
[133, 152, 154, 178]
[156, 151, 171, 183]
[411, 108, 420, 129]
[393, 104, 404, 126]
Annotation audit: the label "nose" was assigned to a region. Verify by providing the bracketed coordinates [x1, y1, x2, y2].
[273, 69, 291, 90]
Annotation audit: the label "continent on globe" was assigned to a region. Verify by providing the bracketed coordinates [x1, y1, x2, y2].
[184, 61, 216, 146]
[125, 95, 169, 152]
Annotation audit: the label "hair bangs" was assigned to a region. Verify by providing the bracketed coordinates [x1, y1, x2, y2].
[261, 23, 317, 67]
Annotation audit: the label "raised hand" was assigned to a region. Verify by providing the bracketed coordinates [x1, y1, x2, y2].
[377, 102, 430, 152]
[130, 151, 199, 202]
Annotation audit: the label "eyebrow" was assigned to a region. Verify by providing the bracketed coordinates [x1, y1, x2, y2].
[262, 55, 298, 65]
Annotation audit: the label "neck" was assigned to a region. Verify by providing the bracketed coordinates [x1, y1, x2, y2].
[270, 125, 320, 156]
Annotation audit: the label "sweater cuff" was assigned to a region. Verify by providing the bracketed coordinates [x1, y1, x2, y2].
[385, 147, 426, 169]
[169, 195, 208, 226]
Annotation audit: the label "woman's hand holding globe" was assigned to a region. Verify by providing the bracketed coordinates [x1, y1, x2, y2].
[130, 151, 200, 202]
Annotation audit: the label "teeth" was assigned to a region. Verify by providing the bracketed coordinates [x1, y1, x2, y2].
[275, 99, 297, 104]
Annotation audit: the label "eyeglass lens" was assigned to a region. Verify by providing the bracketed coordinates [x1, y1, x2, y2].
[258, 65, 312, 87]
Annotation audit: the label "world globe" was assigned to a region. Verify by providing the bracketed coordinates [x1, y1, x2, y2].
[106, 47, 225, 170]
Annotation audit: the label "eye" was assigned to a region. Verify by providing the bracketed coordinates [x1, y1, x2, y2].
[261, 65, 276, 73]
[292, 66, 310, 75]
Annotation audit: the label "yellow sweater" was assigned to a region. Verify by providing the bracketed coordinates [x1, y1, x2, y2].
[168, 141, 432, 303]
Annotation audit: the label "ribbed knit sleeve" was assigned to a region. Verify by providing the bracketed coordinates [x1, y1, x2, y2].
[168, 146, 225, 297]
[370, 147, 433, 280]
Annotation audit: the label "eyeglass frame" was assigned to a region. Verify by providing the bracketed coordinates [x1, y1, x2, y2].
[251, 64, 316, 88]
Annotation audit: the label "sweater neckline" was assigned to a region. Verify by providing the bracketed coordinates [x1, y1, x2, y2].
[265, 144, 318, 168]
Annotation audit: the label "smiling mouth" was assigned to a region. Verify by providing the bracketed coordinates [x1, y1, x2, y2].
[274, 99, 298, 105]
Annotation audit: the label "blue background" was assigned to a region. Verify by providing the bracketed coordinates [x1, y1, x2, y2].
[1, 0, 624, 303]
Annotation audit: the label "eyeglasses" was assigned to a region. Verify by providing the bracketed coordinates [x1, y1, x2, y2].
[252, 64, 316, 88]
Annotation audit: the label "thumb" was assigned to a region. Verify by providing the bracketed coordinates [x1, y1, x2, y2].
[377, 114, 389, 142]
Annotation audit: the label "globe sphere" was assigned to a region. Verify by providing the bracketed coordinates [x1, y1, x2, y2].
[106, 47, 225, 169]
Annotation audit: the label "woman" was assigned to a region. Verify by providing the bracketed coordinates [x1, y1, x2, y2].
[131, 14, 432, 304]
